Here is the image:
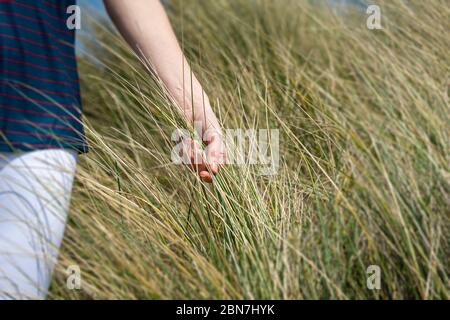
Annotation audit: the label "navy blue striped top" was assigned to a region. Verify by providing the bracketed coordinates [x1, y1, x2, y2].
[0, 0, 87, 153]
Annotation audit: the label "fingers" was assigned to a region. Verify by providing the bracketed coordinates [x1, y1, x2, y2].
[179, 133, 226, 183]
[180, 138, 205, 172]
[205, 135, 227, 175]
[199, 170, 213, 183]
[179, 138, 212, 182]
[196, 140, 225, 182]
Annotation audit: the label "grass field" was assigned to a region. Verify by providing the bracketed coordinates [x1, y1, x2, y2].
[50, 0, 449, 299]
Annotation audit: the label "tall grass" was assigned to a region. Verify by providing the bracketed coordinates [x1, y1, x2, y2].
[50, 0, 449, 299]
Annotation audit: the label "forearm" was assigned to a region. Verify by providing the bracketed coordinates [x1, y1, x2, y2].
[104, 0, 220, 132]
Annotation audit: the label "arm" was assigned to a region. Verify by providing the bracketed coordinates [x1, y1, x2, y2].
[103, 0, 225, 182]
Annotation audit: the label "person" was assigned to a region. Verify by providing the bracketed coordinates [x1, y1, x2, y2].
[0, 0, 226, 299]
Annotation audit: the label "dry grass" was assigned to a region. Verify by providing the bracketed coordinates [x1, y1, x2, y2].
[49, 0, 449, 299]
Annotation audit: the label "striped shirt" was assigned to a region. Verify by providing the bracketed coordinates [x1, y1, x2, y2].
[0, 0, 87, 153]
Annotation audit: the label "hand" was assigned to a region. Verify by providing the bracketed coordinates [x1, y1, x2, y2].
[178, 128, 226, 183]
[202, 128, 226, 182]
